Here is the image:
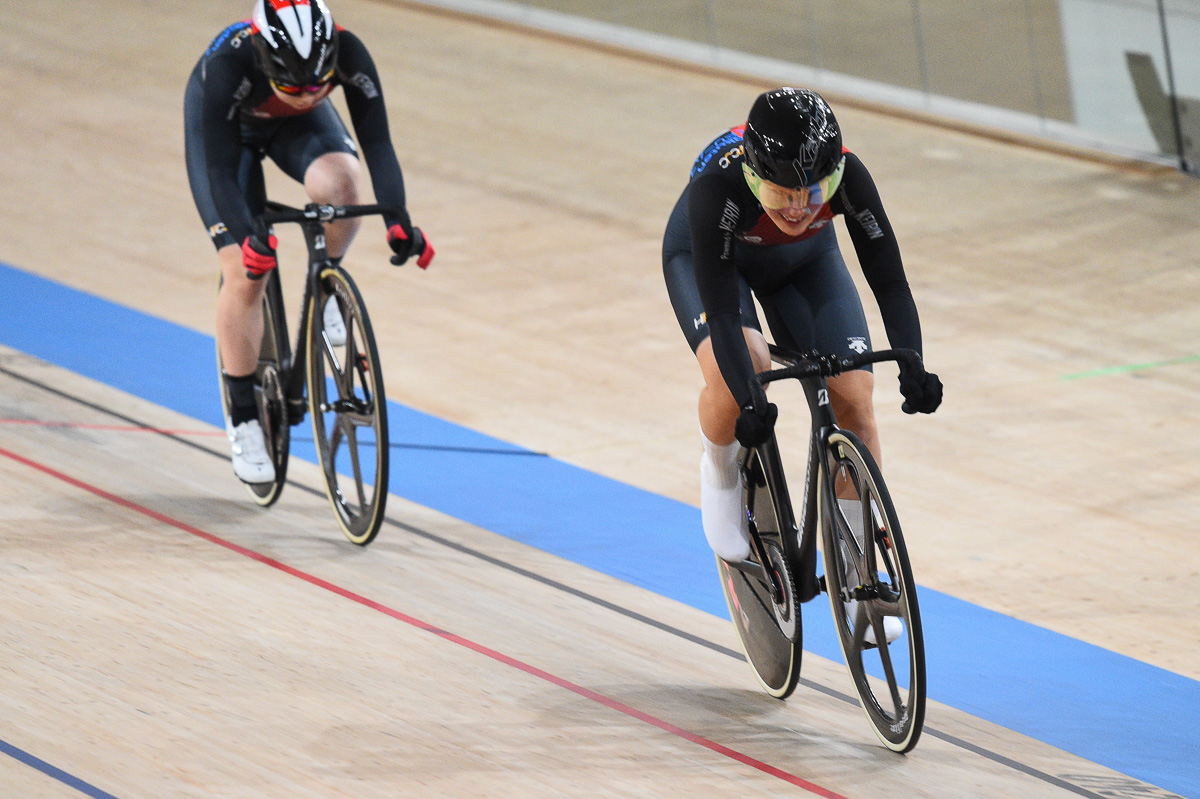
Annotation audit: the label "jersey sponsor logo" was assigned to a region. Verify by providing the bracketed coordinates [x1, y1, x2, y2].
[230, 27, 252, 50]
[848, 337, 868, 354]
[718, 199, 738, 259]
[346, 72, 379, 100]
[853, 208, 883, 239]
[691, 128, 745, 178]
[718, 198, 738, 233]
[229, 78, 253, 120]
[208, 222, 228, 239]
[204, 21, 252, 56]
[717, 144, 744, 170]
[693, 312, 707, 330]
[807, 218, 830, 231]
[343, 135, 358, 153]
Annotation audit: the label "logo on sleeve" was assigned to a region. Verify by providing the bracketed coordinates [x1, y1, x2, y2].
[346, 72, 379, 99]
[853, 209, 883, 239]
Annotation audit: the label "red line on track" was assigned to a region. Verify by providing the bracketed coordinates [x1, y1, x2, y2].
[0, 418, 225, 436]
[0, 443, 847, 798]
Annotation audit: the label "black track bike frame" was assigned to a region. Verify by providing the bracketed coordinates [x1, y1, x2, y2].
[252, 201, 401, 426]
[747, 345, 921, 602]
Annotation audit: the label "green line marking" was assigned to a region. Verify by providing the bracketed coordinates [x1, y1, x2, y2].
[1061, 354, 1200, 380]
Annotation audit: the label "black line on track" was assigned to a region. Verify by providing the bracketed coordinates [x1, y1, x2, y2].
[290, 435, 550, 457]
[0, 363, 1117, 799]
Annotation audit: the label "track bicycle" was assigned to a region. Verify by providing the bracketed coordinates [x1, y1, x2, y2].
[716, 345, 926, 752]
[217, 201, 422, 545]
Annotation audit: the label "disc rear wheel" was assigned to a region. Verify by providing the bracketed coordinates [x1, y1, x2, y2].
[717, 443, 802, 699]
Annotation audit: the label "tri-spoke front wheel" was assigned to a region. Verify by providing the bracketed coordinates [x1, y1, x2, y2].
[820, 429, 925, 752]
[306, 265, 388, 545]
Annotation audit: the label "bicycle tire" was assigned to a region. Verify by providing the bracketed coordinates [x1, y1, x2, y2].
[305, 264, 389, 545]
[716, 442, 802, 699]
[819, 428, 925, 752]
[215, 273, 291, 507]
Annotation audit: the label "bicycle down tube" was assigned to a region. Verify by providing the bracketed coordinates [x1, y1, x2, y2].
[748, 347, 920, 602]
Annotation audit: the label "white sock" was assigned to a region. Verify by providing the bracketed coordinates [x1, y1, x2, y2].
[699, 429, 749, 561]
[837, 498, 900, 644]
[700, 427, 739, 488]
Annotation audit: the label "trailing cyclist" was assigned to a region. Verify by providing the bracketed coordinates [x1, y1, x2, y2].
[184, 0, 434, 484]
[662, 88, 942, 638]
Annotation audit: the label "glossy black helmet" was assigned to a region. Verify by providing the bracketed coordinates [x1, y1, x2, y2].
[251, 0, 339, 87]
[742, 88, 843, 189]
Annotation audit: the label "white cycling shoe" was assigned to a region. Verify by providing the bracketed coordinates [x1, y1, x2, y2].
[700, 454, 751, 562]
[843, 598, 903, 646]
[227, 419, 275, 484]
[837, 497, 902, 645]
[323, 297, 347, 347]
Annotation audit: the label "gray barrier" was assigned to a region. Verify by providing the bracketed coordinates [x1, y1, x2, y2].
[411, 0, 1198, 172]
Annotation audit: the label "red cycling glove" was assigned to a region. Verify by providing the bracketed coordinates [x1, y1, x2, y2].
[242, 234, 278, 280]
[388, 224, 435, 269]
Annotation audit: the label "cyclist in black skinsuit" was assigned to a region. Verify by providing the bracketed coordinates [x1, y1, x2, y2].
[663, 87, 942, 570]
[185, 0, 433, 485]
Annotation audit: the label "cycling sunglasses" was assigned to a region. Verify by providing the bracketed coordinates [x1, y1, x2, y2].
[271, 68, 336, 96]
[271, 79, 329, 95]
[742, 156, 846, 213]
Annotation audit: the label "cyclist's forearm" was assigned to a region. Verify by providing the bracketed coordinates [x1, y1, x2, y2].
[708, 312, 756, 409]
[875, 291, 923, 357]
[359, 143, 408, 222]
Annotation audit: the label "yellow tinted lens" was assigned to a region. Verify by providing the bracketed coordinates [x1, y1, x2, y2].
[743, 157, 846, 212]
[742, 164, 812, 210]
[810, 157, 846, 207]
[763, 184, 811, 210]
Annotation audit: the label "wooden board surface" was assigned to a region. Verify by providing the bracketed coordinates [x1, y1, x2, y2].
[1, 0, 1197, 795]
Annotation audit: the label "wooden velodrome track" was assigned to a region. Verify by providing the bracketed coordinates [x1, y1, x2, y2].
[2, 1, 1199, 797]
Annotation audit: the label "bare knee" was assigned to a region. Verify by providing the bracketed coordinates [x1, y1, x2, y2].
[828, 369, 881, 459]
[216, 245, 266, 308]
[744, 328, 771, 374]
[305, 152, 360, 206]
[696, 328, 772, 444]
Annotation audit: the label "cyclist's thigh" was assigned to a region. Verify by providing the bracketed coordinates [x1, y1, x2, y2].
[755, 227, 873, 366]
[264, 102, 358, 183]
[663, 187, 759, 353]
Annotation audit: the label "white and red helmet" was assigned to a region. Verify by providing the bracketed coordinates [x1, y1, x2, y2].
[251, 0, 339, 87]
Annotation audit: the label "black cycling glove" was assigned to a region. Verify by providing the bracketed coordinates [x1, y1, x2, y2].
[734, 402, 778, 448]
[898, 363, 943, 414]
